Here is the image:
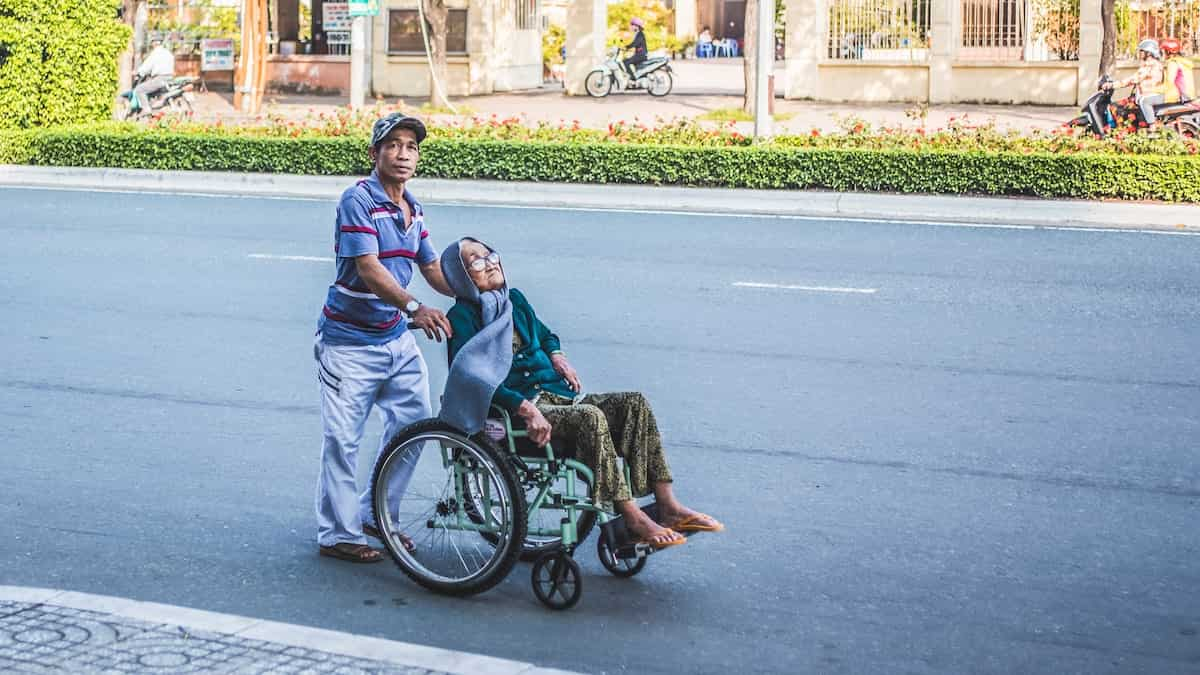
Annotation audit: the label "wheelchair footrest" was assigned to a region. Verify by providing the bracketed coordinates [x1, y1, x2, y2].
[599, 501, 696, 560]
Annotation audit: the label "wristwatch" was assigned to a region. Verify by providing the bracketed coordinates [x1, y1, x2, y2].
[404, 299, 421, 315]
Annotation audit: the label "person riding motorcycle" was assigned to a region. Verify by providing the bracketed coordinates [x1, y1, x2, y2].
[1159, 38, 1195, 103]
[1109, 39, 1166, 125]
[134, 38, 176, 116]
[623, 18, 648, 87]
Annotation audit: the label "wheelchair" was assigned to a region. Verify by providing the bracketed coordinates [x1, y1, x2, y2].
[368, 404, 690, 610]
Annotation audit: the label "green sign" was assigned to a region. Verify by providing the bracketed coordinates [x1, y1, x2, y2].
[348, 0, 379, 16]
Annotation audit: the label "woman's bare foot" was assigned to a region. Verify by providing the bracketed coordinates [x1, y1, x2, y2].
[657, 503, 724, 533]
[653, 483, 724, 532]
[617, 504, 686, 548]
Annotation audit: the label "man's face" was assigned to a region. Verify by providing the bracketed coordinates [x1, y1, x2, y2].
[370, 128, 420, 183]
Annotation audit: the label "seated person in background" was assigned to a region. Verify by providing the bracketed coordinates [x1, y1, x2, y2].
[439, 238, 724, 549]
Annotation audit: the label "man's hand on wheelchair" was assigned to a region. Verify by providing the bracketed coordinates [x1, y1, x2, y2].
[550, 353, 581, 392]
[518, 400, 553, 446]
[411, 305, 452, 342]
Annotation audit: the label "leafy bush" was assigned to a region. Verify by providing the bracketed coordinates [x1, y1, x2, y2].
[0, 0, 131, 128]
[3, 126, 1198, 202]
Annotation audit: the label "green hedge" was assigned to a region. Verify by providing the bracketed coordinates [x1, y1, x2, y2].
[0, 0, 130, 128]
[3, 127, 1199, 202]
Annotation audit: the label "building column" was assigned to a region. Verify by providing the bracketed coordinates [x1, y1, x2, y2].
[783, 0, 821, 99]
[466, 0, 496, 94]
[1077, 0, 1102, 105]
[927, 0, 956, 103]
[674, 0, 697, 40]
[564, 0, 605, 96]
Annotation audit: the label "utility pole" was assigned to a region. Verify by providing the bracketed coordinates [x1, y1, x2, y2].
[753, 0, 775, 139]
[350, 15, 366, 108]
[348, 1, 380, 108]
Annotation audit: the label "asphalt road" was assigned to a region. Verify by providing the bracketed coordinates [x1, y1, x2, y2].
[1, 186, 1198, 675]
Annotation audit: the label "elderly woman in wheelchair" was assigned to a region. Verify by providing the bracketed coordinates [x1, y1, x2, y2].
[366, 237, 721, 609]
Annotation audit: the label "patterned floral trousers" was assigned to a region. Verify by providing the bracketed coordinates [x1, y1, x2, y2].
[536, 391, 673, 507]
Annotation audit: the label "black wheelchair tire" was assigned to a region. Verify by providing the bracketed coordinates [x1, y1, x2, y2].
[597, 532, 647, 578]
[371, 419, 527, 598]
[531, 551, 583, 610]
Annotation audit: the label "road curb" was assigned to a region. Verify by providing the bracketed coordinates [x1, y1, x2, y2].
[1, 164, 1196, 232]
[0, 585, 579, 675]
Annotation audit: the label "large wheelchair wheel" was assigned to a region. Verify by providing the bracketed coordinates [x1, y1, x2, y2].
[371, 419, 526, 597]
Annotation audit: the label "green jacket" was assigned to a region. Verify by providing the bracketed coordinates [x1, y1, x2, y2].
[446, 288, 574, 413]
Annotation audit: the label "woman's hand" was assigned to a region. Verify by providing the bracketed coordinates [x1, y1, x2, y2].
[518, 400, 553, 447]
[550, 354, 581, 392]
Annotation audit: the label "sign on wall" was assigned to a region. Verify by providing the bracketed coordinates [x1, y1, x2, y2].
[322, 2, 352, 32]
[200, 38, 235, 71]
[348, 0, 380, 17]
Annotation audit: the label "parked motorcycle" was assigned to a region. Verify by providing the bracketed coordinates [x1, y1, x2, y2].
[1069, 75, 1200, 137]
[584, 48, 673, 98]
[117, 74, 198, 119]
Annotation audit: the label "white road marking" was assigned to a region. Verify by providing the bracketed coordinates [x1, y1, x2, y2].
[733, 282, 878, 294]
[248, 253, 332, 262]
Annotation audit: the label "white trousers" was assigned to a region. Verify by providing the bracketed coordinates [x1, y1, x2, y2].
[314, 331, 431, 547]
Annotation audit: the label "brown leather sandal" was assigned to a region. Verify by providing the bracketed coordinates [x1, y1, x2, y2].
[319, 542, 384, 563]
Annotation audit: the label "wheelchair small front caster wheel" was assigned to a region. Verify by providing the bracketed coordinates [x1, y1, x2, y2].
[597, 534, 647, 578]
[531, 551, 582, 610]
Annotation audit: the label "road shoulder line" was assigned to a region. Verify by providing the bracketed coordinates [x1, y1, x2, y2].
[1, 164, 1196, 232]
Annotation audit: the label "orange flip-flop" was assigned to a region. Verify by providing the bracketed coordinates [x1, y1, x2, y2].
[635, 527, 687, 550]
[667, 513, 725, 533]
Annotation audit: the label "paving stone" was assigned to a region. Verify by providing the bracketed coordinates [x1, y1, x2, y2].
[0, 603, 450, 674]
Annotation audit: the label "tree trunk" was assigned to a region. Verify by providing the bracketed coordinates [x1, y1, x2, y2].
[115, 1, 145, 119]
[742, 0, 758, 113]
[422, 0, 451, 108]
[1100, 0, 1116, 76]
[236, 0, 269, 113]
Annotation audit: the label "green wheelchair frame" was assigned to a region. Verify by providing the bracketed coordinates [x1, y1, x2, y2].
[487, 403, 612, 549]
[370, 408, 657, 611]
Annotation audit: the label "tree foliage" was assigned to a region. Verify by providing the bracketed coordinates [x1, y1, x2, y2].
[0, 0, 131, 128]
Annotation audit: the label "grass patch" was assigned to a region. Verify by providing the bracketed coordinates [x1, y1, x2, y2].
[697, 107, 795, 122]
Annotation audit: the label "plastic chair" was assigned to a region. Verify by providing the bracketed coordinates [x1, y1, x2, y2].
[714, 39, 731, 57]
[696, 42, 713, 58]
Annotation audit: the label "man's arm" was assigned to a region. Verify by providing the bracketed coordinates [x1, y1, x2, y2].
[419, 259, 453, 297]
[354, 254, 452, 341]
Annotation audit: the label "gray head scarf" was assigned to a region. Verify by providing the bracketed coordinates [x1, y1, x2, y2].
[438, 238, 514, 435]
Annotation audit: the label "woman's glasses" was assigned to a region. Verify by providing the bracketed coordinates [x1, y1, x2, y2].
[467, 251, 501, 272]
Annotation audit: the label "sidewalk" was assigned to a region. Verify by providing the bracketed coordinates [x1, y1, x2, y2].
[3, 166, 1197, 232]
[192, 57, 1077, 134]
[0, 586, 577, 674]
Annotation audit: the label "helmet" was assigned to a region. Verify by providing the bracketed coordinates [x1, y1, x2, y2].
[630, 17, 644, 28]
[1160, 37, 1182, 56]
[1137, 38, 1162, 60]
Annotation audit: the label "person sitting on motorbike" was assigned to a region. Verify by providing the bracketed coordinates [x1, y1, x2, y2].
[1159, 38, 1196, 103]
[134, 38, 176, 116]
[1110, 39, 1166, 125]
[623, 18, 648, 87]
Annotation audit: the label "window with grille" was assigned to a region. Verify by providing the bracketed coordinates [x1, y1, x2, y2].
[960, 0, 1027, 58]
[516, 0, 540, 30]
[826, 0, 932, 61]
[387, 9, 468, 54]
